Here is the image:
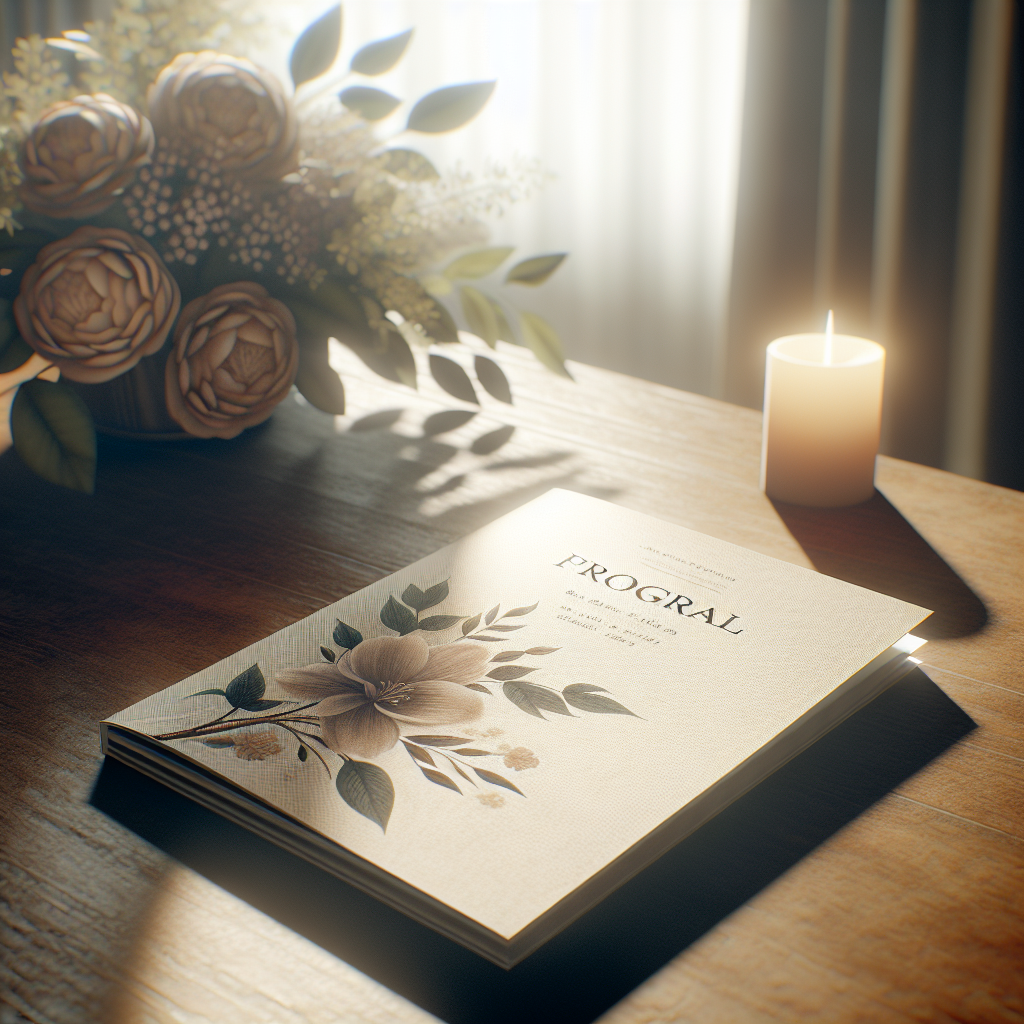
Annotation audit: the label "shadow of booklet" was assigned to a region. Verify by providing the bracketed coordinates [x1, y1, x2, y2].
[92, 667, 972, 1024]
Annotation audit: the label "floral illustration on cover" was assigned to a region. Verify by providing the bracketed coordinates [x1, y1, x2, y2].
[155, 580, 637, 832]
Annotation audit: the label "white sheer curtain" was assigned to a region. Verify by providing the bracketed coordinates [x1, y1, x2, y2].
[260, 0, 749, 396]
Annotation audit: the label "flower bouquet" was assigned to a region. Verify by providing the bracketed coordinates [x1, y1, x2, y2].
[0, 1, 569, 492]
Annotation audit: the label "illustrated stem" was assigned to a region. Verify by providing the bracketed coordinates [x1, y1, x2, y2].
[155, 702, 320, 741]
[276, 723, 332, 776]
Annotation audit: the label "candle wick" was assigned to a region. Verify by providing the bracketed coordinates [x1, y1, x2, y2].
[824, 309, 834, 365]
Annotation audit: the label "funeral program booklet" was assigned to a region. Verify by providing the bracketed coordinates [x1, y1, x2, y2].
[102, 488, 930, 967]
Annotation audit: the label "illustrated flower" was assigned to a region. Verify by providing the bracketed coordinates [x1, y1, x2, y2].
[148, 52, 298, 181]
[232, 731, 282, 760]
[277, 634, 490, 759]
[18, 93, 154, 219]
[503, 747, 539, 772]
[164, 281, 298, 439]
[476, 793, 505, 809]
[14, 226, 180, 383]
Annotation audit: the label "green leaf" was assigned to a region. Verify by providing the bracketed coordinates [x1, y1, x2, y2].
[290, 3, 342, 87]
[429, 354, 477, 404]
[354, 330, 418, 389]
[296, 337, 346, 414]
[504, 601, 539, 617]
[490, 651, 524, 663]
[202, 736, 236, 748]
[419, 766, 461, 793]
[380, 595, 418, 635]
[460, 285, 499, 347]
[420, 579, 450, 609]
[224, 664, 267, 710]
[474, 356, 512, 403]
[465, 683, 491, 693]
[403, 741, 435, 766]
[418, 614, 462, 631]
[505, 253, 568, 286]
[0, 336, 34, 373]
[492, 300, 516, 344]
[473, 767, 524, 795]
[337, 758, 394, 831]
[519, 312, 572, 379]
[461, 613, 481, 635]
[485, 605, 500, 625]
[376, 148, 439, 181]
[350, 28, 413, 75]
[186, 688, 226, 698]
[402, 583, 426, 609]
[11, 379, 96, 493]
[526, 647, 560, 655]
[420, 297, 460, 344]
[339, 86, 401, 121]
[487, 665, 537, 681]
[319, 645, 336, 663]
[562, 682, 609, 694]
[406, 81, 496, 134]
[562, 690, 637, 716]
[445, 247, 514, 280]
[333, 620, 364, 649]
[502, 681, 573, 719]
[482, 623, 524, 632]
[453, 748, 490, 756]
[404, 735, 471, 747]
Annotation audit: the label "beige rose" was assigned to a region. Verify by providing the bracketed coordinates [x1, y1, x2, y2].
[147, 52, 298, 181]
[165, 282, 298, 439]
[14, 227, 180, 384]
[19, 94, 154, 219]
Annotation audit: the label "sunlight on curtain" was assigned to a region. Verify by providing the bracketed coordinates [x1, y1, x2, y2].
[259, 1, 748, 396]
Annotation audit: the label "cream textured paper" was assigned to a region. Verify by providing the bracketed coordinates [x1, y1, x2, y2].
[107, 489, 929, 939]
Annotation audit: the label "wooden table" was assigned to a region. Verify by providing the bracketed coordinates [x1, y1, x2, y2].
[2, 344, 1021, 1023]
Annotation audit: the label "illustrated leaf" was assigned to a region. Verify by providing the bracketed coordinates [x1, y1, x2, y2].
[467, 636, 508, 642]
[447, 759, 474, 784]
[429, 354, 477, 404]
[470, 424, 515, 455]
[339, 86, 401, 121]
[420, 766, 461, 793]
[490, 651, 525, 663]
[290, 4, 342, 87]
[460, 285, 499, 346]
[487, 665, 538, 681]
[519, 312, 572, 379]
[337, 759, 395, 831]
[403, 579, 448, 611]
[11, 379, 96, 493]
[350, 27, 413, 75]
[418, 614, 462, 631]
[186, 688, 226, 698]
[465, 683, 491, 693]
[402, 583, 426, 609]
[461, 612, 482, 635]
[224, 665, 267, 709]
[405, 735, 471, 747]
[485, 605, 500, 625]
[473, 767, 524, 795]
[406, 81, 496, 134]
[563, 682, 609, 694]
[505, 253, 568, 286]
[483, 623, 525, 632]
[421, 579, 451, 608]
[202, 736, 236, 748]
[380, 595, 418, 635]
[247, 699, 284, 711]
[446, 247, 514, 280]
[474, 356, 512, 403]
[562, 691, 638, 716]
[526, 647, 560, 655]
[504, 602, 540, 617]
[423, 409, 476, 437]
[453, 748, 490, 756]
[319, 645, 336, 663]
[333, 620, 364, 649]
[491, 300, 516, 344]
[404, 741, 435, 767]
[503, 681, 573, 719]
[295, 337, 346, 414]
[297, 745, 308, 762]
[376, 148, 439, 181]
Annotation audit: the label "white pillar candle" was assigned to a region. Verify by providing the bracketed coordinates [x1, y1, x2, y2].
[760, 316, 885, 507]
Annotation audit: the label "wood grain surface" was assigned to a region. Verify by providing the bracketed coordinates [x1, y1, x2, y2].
[2, 343, 1021, 1024]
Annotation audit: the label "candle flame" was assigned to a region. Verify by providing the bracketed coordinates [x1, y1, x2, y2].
[824, 310, 834, 365]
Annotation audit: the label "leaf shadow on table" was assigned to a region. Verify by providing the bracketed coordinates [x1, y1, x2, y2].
[90, 668, 974, 1024]
[771, 490, 988, 639]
